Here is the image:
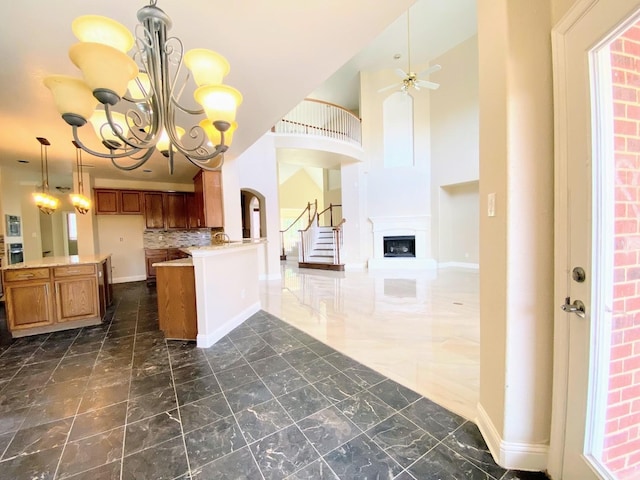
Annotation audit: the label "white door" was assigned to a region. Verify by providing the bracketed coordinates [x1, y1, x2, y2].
[553, 1, 640, 479]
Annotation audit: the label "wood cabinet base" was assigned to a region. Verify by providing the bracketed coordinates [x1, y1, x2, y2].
[10, 317, 102, 338]
[156, 265, 197, 340]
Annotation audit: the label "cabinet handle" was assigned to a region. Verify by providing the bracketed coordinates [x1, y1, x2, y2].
[18, 273, 34, 278]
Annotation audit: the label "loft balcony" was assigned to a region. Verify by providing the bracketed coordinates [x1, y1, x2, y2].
[272, 98, 365, 167]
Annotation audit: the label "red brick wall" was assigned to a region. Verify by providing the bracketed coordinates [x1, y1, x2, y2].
[605, 21, 640, 480]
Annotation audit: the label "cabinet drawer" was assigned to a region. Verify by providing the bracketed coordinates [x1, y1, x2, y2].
[54, 265, 96, 277]
[4, 268, 50, 282]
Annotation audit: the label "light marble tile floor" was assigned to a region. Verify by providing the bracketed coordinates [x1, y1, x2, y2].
[260, 263, 480, 421]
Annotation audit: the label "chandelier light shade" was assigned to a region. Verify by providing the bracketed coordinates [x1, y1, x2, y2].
[43, 75, 97, 123]
[89, 110, 129, 147]
[71, 15, 135, 53]
[184, 49, 230, 86]
[43, 0, 241, 174]
[33, 137, 60, 215]
[200, 119, 237, 147]
[71, 141, 91, 214]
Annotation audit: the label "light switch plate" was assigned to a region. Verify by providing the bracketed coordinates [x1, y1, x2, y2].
[488, 193, 496, 217]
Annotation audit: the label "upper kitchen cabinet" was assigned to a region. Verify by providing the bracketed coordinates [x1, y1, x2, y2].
[193, 170, 224, 228]
[143, 192, 166, 229]
[165, 193, 188, 229]
[94, 189, 143, 215]
[143, 192, 189, 229]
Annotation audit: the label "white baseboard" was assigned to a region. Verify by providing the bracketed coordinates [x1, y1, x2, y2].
[196, 302, 261, 348]
[112, 275, 146, 284]
[439, 262, 480, 270]
[476, 403, 549, 472]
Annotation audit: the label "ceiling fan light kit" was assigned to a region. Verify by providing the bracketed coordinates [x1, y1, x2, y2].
[43, 0, 242, 174]
[379, 7, 442, 94]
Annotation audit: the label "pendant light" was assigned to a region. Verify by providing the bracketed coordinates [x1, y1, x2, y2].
[33, 137, 60, 215]
[70, 140, 90, 214]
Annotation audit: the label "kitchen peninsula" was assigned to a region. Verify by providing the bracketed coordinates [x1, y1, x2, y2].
[154, 240, 264, 347]
[1, 255, 112, 337]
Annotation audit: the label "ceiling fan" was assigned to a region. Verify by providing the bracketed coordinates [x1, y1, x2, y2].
[378, 8, 442, 94]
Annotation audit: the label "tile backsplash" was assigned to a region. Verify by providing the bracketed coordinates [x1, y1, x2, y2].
[143, 229, 218, 249]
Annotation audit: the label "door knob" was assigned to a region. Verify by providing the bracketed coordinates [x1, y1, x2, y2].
[561, 297, 586, 318]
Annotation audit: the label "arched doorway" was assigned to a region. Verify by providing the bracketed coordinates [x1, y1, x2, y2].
[240, 189, 266, 239]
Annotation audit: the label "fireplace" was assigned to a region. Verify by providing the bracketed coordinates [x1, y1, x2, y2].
[384, 236, 415, 258]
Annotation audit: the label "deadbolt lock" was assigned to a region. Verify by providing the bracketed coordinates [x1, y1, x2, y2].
[572, 267, 586, 283]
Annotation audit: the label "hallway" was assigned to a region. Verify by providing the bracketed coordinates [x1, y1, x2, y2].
[261, 264, 480, 421]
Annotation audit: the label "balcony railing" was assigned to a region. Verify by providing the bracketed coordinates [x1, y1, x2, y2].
[273, 98, 362, 146]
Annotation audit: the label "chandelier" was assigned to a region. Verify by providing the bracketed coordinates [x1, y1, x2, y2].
[33, 137, 60, 215]
[71, 141, 91, 214]
[43, 0, 242, 174]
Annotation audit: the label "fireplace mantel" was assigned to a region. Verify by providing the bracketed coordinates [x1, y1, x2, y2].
[368, 215, 436, 270]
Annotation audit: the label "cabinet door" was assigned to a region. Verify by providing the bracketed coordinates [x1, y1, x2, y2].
[55, 277, 99, 322]
[120, 191, 142, 214]
[165, 193, 188, 229]
[94, 189, 119, 214]
[145, 250, 168, 281]
[194, 170, 224, 228]
[4, 281, 54, 330]
[186, 193, 200, 229]
[143, 192, 165, 229]
[193, 171, 206, 228]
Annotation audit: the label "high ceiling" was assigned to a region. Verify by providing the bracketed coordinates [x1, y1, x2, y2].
[0, 0, 476, 190]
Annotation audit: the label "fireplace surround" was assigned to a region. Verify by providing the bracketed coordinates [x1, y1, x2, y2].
[369, 215, 436, 270]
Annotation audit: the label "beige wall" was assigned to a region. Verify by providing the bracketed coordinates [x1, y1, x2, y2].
[430, 36, 480, 262]
[439, 181, 479, 265]
[278, 169, 324, 211]
[477, 0, 555, 466]
[97, 215, 146, 283]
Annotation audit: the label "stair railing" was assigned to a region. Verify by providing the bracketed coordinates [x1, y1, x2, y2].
[280, 200, 317, 260]
[299, 209, 320, 264]
[332, 218, 346, 264]
[317, 203, 342, 227]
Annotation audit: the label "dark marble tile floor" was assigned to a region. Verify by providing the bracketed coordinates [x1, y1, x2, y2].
[0, 282, 550, 479]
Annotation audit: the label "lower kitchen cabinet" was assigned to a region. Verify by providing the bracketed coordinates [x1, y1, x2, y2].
[2, 256, 112, 337]
[145, 248, 190, 284]
[4, 279, 54, 331]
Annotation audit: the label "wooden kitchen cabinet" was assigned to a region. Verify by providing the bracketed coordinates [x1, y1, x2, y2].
[4, 275, 54, 331]
[119, 191, 143, 214]
[145, 249, 168, 284]
[94, 189, 143, 215]
[156, 264, 197, 340]
[186, 193, 199, 229]
[165, 193, 188, 229]
[143, 192, 165, 229]
[2, 257, 111, 337]
[193, 170, 224, 228]
[54, 264, 99, 323]
[143, 192, 189, 229]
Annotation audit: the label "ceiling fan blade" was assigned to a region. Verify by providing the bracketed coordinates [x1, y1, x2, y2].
[416, 79, 440, 90]
[395, 68, 408, 78]
[417, 64, 442, 77]
[378, 83, 400, 93]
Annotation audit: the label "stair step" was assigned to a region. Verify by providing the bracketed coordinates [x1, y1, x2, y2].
[299, 262, 345, 271]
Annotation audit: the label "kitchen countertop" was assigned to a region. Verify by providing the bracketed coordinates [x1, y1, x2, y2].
[153, 258, 193, 268]
[181, 238, 266, 257]
[1, 254, 111, 270]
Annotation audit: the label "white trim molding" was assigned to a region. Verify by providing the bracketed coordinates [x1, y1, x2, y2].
[368, 215, 436, 270]
[477, 403, 549, 472]
[438, 262, 480, 270]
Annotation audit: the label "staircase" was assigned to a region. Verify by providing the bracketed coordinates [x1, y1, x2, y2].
[280, 200, 345, 271]
[299, 225, 344, 271]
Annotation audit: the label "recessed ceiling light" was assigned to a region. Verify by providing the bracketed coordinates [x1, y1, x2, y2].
[393, 53, 402, 60]
[17, 159, 29, 164]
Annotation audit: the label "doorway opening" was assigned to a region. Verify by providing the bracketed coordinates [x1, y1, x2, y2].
[240, 189, 266, 239]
